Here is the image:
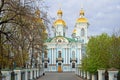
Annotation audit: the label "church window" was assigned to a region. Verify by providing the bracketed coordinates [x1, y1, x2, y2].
[59, 32, 61, 35]
[44, 53, 47, 58]
[82, 39, 84, 43]
[58, 39, 62, 42]
[44, 63, 47, 68]
[81, 28, 85, 37]
[44, 51, 47, 58]
[58, 51, 61, 58]
[72, 63, 75, 68]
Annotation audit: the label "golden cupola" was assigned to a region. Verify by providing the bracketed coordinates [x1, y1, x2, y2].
[43, 29, 48, 34]
[57, 9, 63, 16]
[53, 9, 66, 27]
[35, 9, 40, 17]
[72, 29, 77, 34]
[76, 9, 88, 23]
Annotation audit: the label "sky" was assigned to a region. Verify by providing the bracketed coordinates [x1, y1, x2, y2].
[44, 0, 120, 37]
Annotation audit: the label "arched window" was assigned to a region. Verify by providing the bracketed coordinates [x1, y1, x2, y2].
[58, 51, 61, 58]
[44, 51, 47, 58]
[81, 28, 85, 37]
[72, 51, 75, 58]
[44, 63, 47, 68]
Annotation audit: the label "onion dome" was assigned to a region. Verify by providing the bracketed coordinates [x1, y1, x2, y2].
[57, 9, 63, 15]
[76, 9, 88, 23]
[43, 30, 48, 34]
[35, 9, 40, 16]
[77, 18, 88, 23]
[53, 9, 66, 27]
[80, 9, 84, 16]
[35, 9, 40, 17]
[72, 29, 77, 34]
[35, 18, 42, 23]
[54, 19, 66, 26]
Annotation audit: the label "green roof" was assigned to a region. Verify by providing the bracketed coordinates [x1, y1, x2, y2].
[45, 36, 77, 43]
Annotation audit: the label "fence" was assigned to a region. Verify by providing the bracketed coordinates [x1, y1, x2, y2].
[1, 68, 44, 80]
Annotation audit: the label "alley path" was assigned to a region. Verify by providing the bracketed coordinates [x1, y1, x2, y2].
[37, 72, 83, 80]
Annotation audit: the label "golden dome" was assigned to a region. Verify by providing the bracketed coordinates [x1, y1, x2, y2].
[76, 9, 88, 23]
[76, 17, 88, 23]
[57, 9, 63, 15]
[35, 18, 42, 23]
[54, 19, 66, 26]
[35, 9, 40, 16]
[43, 30, 48, 34]
[73, 29, 77, 34]
[80, 9, 84, 16]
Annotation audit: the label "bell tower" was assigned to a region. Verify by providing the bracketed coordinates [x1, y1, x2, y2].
[52, 9, 67, 37]
[72, 8, 89, 43]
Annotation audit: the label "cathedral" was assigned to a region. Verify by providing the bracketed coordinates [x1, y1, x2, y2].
[43, 8, 89, 72]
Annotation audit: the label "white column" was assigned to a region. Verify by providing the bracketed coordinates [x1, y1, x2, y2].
[76, 68, 78, 75]
[37, 69, 39, 78]
[65, 48, 66, 64]
[64, 48, 66, 71]
[75, 67, 78, 75]
[79, 70, 81, 77]
[78, 69, 80, 76]
[98, 69, 105, 80]
[87, 72, 90, 80]
[83, 71, 87, 79]
[108, 70, 119, 80]
[79, 69, 81, 76]
[34, 69, 36, 79]
[53, 48, 55, 64]
[79, 48, 81, 64]
[66, 48, 69, 64]
[75, 67, 76, 74]
[92, 74, 97, 80]
[68, 48, 70, 64]
[49, 48, 52, 64]
[30, 70, 33, 79]
[54, 48, 56, 64]
[25, 69, 28, 80]
[51, 48, 53, 64]
[40, 69, 42, 76]
[14, 70, 21, 80]
[81, 70, 83, 77]
[53, 48, 54, 64]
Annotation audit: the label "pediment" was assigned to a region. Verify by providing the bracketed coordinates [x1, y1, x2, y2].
[51, 36, 69, 43]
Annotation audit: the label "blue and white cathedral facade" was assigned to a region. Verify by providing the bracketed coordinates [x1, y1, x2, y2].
[43, 8, 89, 72]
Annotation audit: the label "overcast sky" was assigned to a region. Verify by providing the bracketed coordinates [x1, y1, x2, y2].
[44, 0, 120, 37]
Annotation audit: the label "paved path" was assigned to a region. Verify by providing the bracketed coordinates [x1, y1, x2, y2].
[37, 72, 83, 80]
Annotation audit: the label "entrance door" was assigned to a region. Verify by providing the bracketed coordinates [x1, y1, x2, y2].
[58, 63, 62, 72]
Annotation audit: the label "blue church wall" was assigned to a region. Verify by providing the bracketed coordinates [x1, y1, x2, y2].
[43, 8, 88, 72]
